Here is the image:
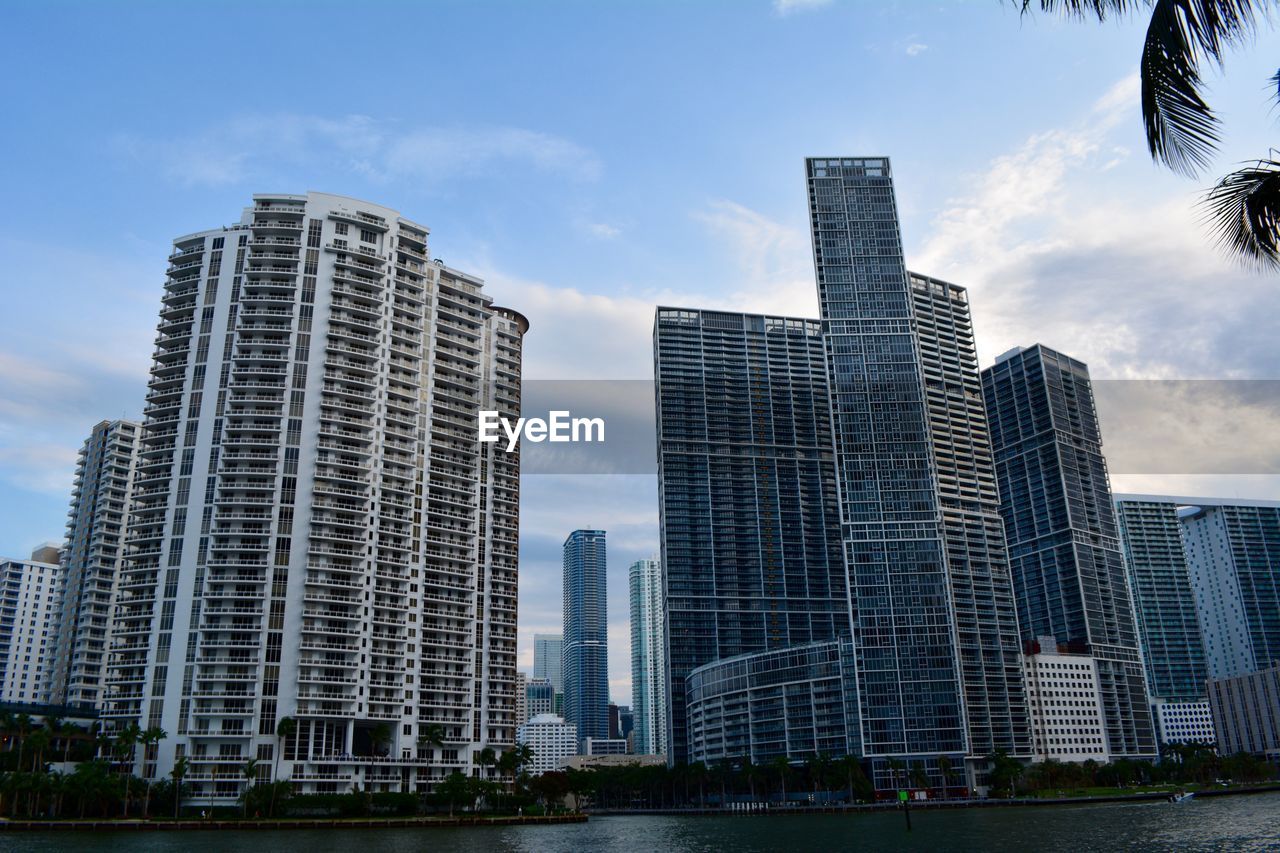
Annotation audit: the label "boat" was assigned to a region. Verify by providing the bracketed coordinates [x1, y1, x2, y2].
[1168, 791, 1195, 803]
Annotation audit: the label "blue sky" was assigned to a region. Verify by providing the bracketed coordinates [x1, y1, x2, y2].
[3, 0, 1279, 702]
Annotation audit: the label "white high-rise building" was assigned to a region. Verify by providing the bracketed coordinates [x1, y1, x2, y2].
[105, 193, 526, 804]
[1023, 637, 1110, 764]
[0, 548, 63, 704]
[628, 557, 666, 756]
[517, 713, 577, 776]
[52, 419, 142, 709]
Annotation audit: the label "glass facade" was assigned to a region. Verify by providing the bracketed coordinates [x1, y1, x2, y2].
[805, 158, 966, 770]
[653, 308, 846, 765]
[563, 529, 610, 746]
[629, 557, 667, 756]
[981, 344, 1156, 759]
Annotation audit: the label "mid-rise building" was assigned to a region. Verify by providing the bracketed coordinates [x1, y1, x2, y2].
[1022, 637, 1110, 763]
[51, 419, 142, 709]
[1179, 498, 1280, 679]
[1114, 496, 1210, 702]
[584, 737, 628, 756]
[685, 640, 854, 767]
[515, 672, 528, 730]
[563, 529, 609, 747]
[517, 713, 578, 775]
[982, 344, 1156, 760]
[1151, 699, 1216, 746]
[104, 193, 526, 803]
[526, 677, 554, 721]
[533, 633, 563, 694]
[1207, 663, 1280, 758]
[653, 307, 847, 765]
[0, 550, 63, 704]
[629, 556, 666, 755]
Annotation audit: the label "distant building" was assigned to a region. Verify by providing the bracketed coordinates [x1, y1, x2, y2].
[983, 344, 1156, 760]
[518, 714, 578, 776]
[1151, 699, 1216, 747]
[563, 530, 609, 747]
[533, 633, 563, 694]
[526, 677, 554, 722]
[0, 550, 64, 704]
[1023, 637, 1110, 764]
[629, 556, 666, 756]
[685, 640, 853, 767]
[617, 705, 634, 745]
[584, 737, 628, 756]
[1178, 498, 1280, 679]
[51, 419, 141, 710]
[515, 672, 527, 730]
[560, 752, 666, 771]
[1207, 663, 1280, 759]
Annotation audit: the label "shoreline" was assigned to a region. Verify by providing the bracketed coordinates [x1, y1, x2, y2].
[0, 813, 587, 832]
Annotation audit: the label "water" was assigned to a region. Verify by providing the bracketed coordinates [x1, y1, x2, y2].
[2, 792, 1279, 852]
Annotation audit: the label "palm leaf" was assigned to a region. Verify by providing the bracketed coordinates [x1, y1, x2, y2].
[1141, 0, 1223, 176]
[1203, 157, 1280, 268]
[1019, 0, 1140, 19]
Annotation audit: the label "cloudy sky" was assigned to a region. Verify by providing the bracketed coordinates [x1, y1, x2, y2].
[3, 1, 1279, 704]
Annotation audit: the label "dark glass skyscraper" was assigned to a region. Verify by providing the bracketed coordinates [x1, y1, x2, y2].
[562, 529, 609, 747]
[981, 344, 1156, 759]
[805, 158, 966, 783]
[654, 308, 847, 765]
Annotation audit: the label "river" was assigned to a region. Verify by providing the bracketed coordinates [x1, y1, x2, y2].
[2, 792, 1278, 851]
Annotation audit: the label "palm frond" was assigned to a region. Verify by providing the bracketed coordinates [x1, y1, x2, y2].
[1203, 157, 1280, 269]
[1141, 0, 1221, 176]
[1019, 0, 1140, 21]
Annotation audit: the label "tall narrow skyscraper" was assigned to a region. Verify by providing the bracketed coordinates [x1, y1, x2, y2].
[629, 556, 667, 756]
[106, 193, 526, 803]
[981, 344, 1156, 759]
[562, 529, 609, 746]
[654, 308, 846, 765]
[533, 633, 563, 694]
[805, 158, 966, 785]
[52, 418, 142, 708]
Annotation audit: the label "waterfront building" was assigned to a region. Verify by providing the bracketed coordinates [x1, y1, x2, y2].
[908, 272, 1032, 777]
[1114, 496, 1210, 704]
[533, 632, 563, 694]
[981, 344, 1156, 760]
[104, 193, 526, 803]
[1207, 663, 1280, 758]
[685, 640, 853, 767]
[517, 713, 578, 775]
[629, 556, 666, 755]
[1178, 498, 1280, 679]
[584, 737, 628, 756]
[653, 307, 846, 765]
[1022, 637, 1110, 763]
[560, 752, 666, 771]
[0, 549, 63, 704]
[1151, 699, 1216, 746]
[526, 677, 554, 721]
[563, 530, 609, 747]
[51, 419, 142, 709]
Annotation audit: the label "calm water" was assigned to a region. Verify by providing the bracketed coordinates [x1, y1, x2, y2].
[2, 793, 1279, 852]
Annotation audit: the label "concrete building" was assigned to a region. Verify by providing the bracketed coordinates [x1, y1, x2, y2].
[653, 307, 846, 765]
[526, 677, 554, 721]
[1207, 663, 1280, 759]
[104, 192, 526, 804]
[518, 713, 578, 776]
[982, 344, 1156, 760]
[1178, 498, 1280, 679]
[563, 530, 609, 748]
[1022, 637, 1110, 763]
[52, 419, 142, 710]
[685, 640, 854, 767]
[629, 556, 666, 756]
[1151, 699, 1216, 747]
[560, 752, 666, 771]
[515, 672, 527, 731]
[533, 633, 563, 695]
[584, 737, 628, 756]
[0, 550, 63, 704]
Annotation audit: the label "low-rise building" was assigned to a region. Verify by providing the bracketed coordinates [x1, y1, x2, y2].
[1023, 637, 1110, 763]
[584, 737, 627, 756]
[1208, 663, 1280, 759]
[517, 713, 577, 776]
[1152, 699, 1216, 747]
[560, 753, 666, 771]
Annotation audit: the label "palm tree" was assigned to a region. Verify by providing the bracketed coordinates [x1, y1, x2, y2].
[241, 757, 260, 817]
[770, 756, 791, 807]
[139, 727, 167, 818]
[475, 746, 497, 793]
[836, 754, 869, 803]
[369, 723, 392, 758]
[938, 755, 959, 798]
[1020, 0, 1280, 267]
[170, 756, 189, 819]
[274, 717, 296, 783]
[13, 714, 32, 771]
[113, 722, 142, 817]
[885, 756, 906, 794]
[417, 723, 446, 758]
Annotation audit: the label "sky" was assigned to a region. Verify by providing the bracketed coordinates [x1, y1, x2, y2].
[2, 0, 1279, 705]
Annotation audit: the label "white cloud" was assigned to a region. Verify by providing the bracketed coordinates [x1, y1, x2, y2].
[905, 42, 928, 57]
[585, 222, 621, 239]
[773, 0, 833, 17]
[114, 115, 600, 188]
